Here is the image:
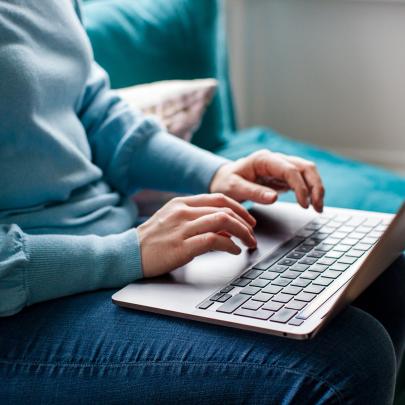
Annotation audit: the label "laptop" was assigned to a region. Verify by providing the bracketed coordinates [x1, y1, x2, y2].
[113, 200, 405, 340]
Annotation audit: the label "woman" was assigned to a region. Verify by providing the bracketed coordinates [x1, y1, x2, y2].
[0, 1, 403, 403]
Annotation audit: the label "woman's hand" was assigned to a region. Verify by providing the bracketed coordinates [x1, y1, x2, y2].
[210, 149, 325, 213]
[138, 194, 257, 278]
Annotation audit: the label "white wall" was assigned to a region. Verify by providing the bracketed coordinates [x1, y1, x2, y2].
[226, 0, 405, 173]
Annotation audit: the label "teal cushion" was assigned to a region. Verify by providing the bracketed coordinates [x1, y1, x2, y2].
[82, 0, 235, 151]
[216, 128, 405, 214]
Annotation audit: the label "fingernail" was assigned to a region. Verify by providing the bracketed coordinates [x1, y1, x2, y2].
[265, 191, 276, 200]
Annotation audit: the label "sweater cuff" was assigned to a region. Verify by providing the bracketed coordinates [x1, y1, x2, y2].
[23, 229, 142, 305]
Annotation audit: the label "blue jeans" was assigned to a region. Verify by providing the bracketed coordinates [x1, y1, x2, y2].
[0, 255, 404, 404]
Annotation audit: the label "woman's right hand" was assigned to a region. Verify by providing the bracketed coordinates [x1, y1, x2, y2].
[137, 193, 258, 278]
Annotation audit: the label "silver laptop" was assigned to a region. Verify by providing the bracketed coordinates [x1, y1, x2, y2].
[113, 201, 405, 340]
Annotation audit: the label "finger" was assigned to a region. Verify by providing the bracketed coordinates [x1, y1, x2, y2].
[250, 151, 310, 208]
[181, 193, 256, 227]
[185, 206, 254, 231]
[184, 212, 257, 248]
[230, 177, 278, 205]
[283, 156, 325, 212]
[186, 232, 241, 257]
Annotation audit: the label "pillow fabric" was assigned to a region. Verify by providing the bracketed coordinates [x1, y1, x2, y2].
[117, 78, 217, 142]
[82, 0, 235, 151]
[118, 79, 217, 217]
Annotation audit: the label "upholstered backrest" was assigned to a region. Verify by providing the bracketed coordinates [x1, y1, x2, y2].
[82, 0, 235, 151]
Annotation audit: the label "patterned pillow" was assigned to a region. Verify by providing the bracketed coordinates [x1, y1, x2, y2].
[117, 79, 218, 217]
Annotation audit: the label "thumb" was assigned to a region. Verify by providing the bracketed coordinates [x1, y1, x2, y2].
[232, 177, 278, 204]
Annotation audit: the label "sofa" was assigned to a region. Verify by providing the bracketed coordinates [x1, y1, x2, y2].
[82, 0, 405, 402]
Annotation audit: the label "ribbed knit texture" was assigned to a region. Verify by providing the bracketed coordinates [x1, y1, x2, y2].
[0, 0, 227, 316]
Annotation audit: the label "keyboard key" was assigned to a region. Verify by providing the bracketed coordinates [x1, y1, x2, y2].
[242, 300, 263, 310]
[309, 264, 328, 273]
[348, 232, 364, 239]
[285, 300, 307, 310]
[278, 258, 297, 267]
[315, 244, 334, 252]
[252, 292, 273, 302]
[250, 278, 270, 288]
[307, 250, 324, 258]
[269, 265, 289, 273]
[299, 257, 317, 265]
[340, 225, 355, 233]
[305, 222, 323, 231]
[288, 318, 304, 326]
[198, 300, 214, 310]
[317, 257, 336, 266]
[340, 238, 358, 246]
[362, 237, 378, 244]
[322, 270, 341, 279]
[313, 277, 333, 286]
[210, 292, 225, 301]
[217, 293, 232, 303]
[283, 285, 303, 295]
[287, 251, 306, 260]
[300, 271, 319, 280]
[296, 229, 314, 238]
[217, 294, 250, 314]
[263, 285, 283, 294]
[363, 218, 381, 227]
[331, 232, 348, 239]
[273, 292, 293, 304]
[325, 251, 344, 259]
[262, 301, 284, 311]
[305, 284, 325, 294]
[240, 286, 261, 295]
[220, 286, 234, 294]
[346, 217, 365, 226]
[338, 256, 357, 265]
[295, 292, 317, 302]
[234, 308, 273, 320]
[296, 245, 313, 253]
[260, 272, 279, 281]
[272, 277, 291, 287]
[303, 238, 320, 246]
[291, 278, 311, 288]
[290, 263, 310, 272]
[282, 270, 301, 279]
[356, 226, 372, 234]
[231, 278, 250, 287]
[252, 237, 304, 270]
[270, 308, 298, 323]
[333, 244, 351, 252]
[333, 215, 351, 223]
[329, 263, 349, 272]
[323, 238, 340, 245]
[355, 243, 373, 251]
[347, 249, 365, 258]
[311, 232, 329, 240]
[242, 269, 263, 279]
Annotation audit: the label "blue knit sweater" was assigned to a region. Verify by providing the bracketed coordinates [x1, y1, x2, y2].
[0, 0, 227, 316]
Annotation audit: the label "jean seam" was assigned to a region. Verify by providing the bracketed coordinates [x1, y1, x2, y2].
[0, 358, 344, 404]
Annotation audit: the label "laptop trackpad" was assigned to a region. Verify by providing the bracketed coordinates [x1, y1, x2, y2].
[113, 203, 316, 311]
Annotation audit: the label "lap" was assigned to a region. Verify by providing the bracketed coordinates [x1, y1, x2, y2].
[0, 255, 403, 404]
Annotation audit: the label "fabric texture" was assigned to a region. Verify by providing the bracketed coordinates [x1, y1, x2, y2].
[117, 79, 218, 142]
[0, 0, 227, 316]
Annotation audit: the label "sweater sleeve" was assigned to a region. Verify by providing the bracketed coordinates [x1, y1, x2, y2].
[0, 224, 142, 317]
[77, 61, 228, 196]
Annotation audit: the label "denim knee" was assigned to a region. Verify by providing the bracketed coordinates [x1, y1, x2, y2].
[318, 306, 396, 405]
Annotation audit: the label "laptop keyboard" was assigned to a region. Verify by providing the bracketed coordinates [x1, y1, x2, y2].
[197, 213, 392, 326]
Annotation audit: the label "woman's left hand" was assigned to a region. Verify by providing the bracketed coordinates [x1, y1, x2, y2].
[210, 149, 325, 213]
